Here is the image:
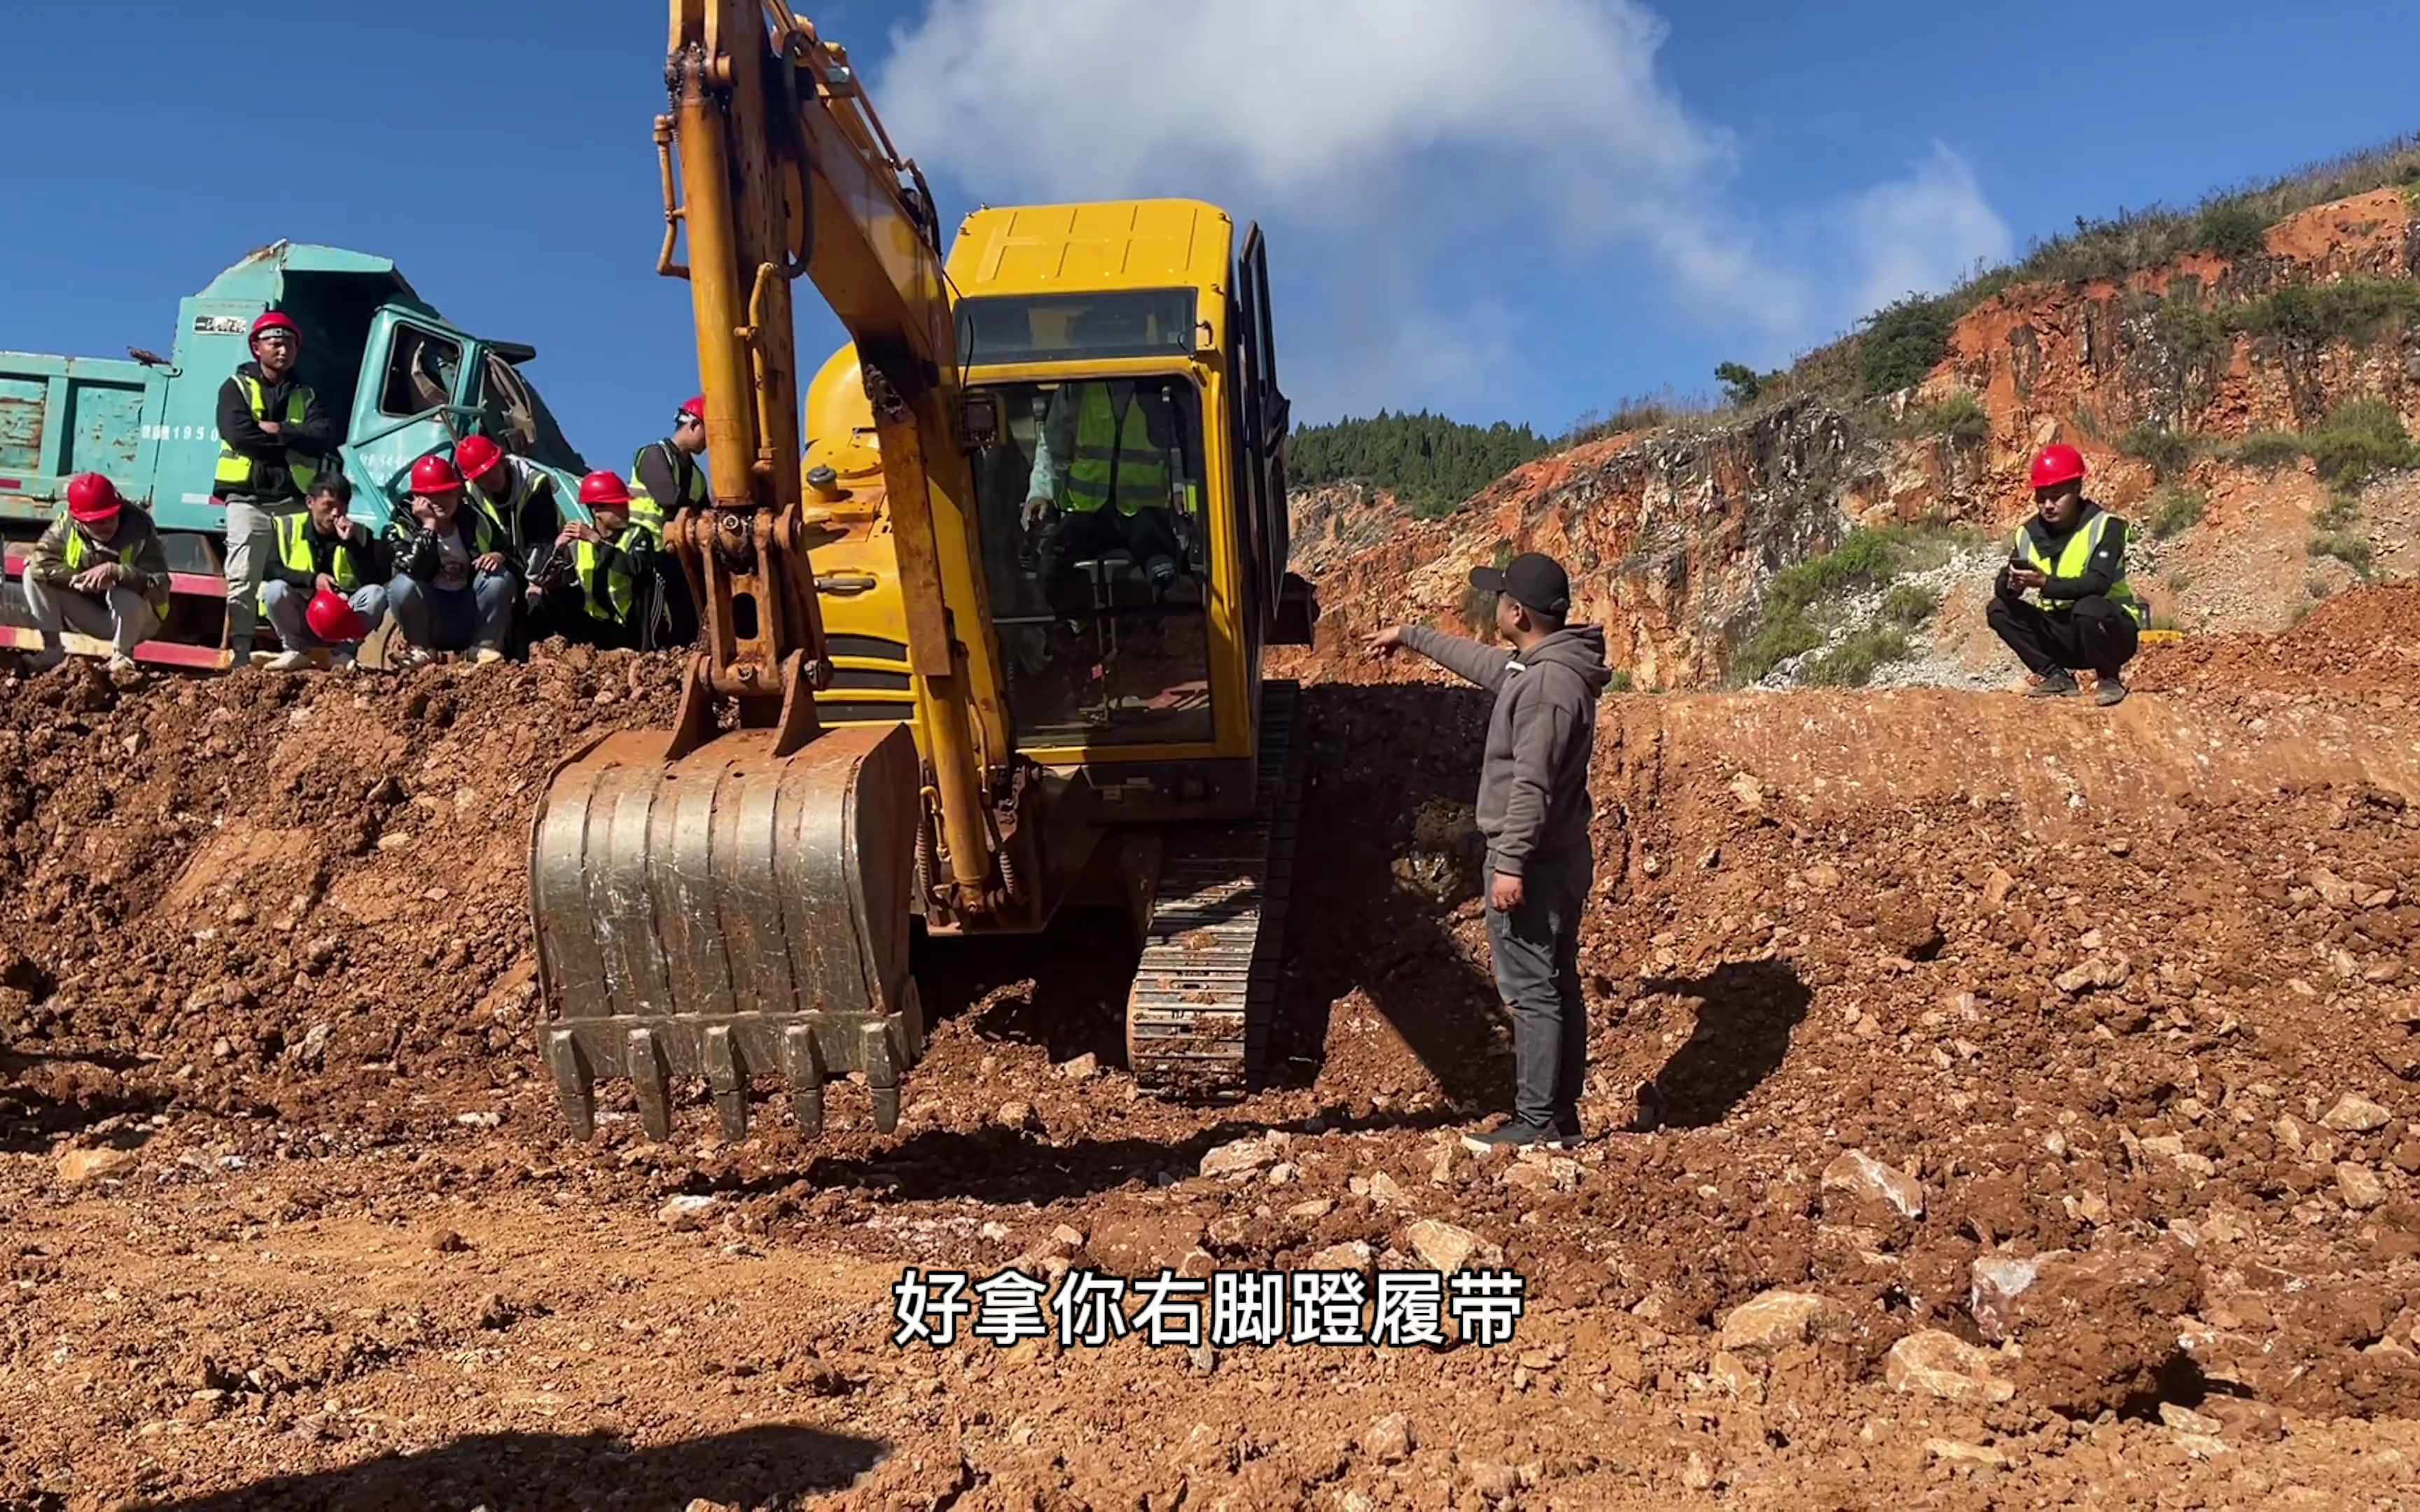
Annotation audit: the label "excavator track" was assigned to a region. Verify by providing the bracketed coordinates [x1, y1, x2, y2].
[1127, 680, 1302, 1092]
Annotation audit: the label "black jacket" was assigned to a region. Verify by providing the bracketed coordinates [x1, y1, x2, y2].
[633, 439, 702, 512]
[1997, 501, 2127, 606]
[266, 517, 391, 592]
[214, 362, 338, 504]
[391, 510, 509, 585]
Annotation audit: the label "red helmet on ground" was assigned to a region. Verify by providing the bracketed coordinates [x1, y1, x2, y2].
[306, 588, 366, 645]
[250, 312, 299, 341]
[678, 395, 706, 421]
[578, 470, 633, 509]
[2029, 443, 2088, 490]
[66, 472, 124, 523]
[455, 435, 506, 482]
[410, 454, 464, 496]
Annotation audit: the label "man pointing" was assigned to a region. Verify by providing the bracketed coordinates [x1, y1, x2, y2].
[1368, 552, 1612, 1149]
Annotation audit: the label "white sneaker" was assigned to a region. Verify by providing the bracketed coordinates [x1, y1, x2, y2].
[104, 654, 145, 688]
[473, 647, 506, 666]
[266, 650, 313, 673]
[394, 647, 432, 671]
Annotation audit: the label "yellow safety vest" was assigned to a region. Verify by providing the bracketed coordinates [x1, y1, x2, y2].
[1066, 385, 1169, 517]
[471, 462, 550, 552]
[573, 526, 646, 624]
[62, 518, 171, 615]
[214, 375, 320, 494]
[2012, 512, 2147, 626]
[630, 441, 699, 538]
[263, 512, 364, 610]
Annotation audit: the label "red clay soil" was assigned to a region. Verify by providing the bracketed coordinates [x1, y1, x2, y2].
[2134, 582, 2420, 694]
[6, 593, 2420, 1508]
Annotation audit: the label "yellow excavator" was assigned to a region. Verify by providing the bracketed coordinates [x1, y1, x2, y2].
[529, 1, 1315, 1141]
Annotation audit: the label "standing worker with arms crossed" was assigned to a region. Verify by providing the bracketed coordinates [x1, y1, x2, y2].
[1987, 444, 2148, 707]
[630, 393, 709, 540]
[214, 312, 336, 664]
[1368, 554, 1613, 1149]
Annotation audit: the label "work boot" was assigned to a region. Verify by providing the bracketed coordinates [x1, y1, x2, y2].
[2094, 673, 2128, 707]
[1461, 1120, 1566, 1155]
[2026, 669, 2080, 698]
[265, 650, 313, 673]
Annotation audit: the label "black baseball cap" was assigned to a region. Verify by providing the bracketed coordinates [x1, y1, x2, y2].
[1469, 552, 1570, 617]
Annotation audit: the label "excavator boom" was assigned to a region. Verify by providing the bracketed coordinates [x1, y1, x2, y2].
[529, 0, 1011, 1141]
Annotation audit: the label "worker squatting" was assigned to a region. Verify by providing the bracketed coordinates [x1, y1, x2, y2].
[18, 311, 707, 683]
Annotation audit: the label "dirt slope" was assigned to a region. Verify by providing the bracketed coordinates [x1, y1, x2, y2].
[6, 592, 2420, 1507]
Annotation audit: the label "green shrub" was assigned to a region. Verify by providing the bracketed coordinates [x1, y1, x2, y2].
[1766, 527, 1909, 615]
[2312, 493, 2360, 532]
[2118, 424, 2197, 481]
[1410, 494, 1462, 521]
[1918, 389, 1989, 443]
[1858, 295, 1956, 398]
[1715, 361, 1768, 407]
[2228, 431, 2304, 470]
[1804, 628, 1914, 687]
[1732, 610, 1823, 684]
[1606, 668, 1635, 694]
[2302, 397, 2420, 484]
[2192, 201, 2269, 258]
[1879, 583, 1939, 629]
[2148, 487, 2207, 538]
[2308, 532, 2375, 575]
[2230, 276, 2420, 345]
[2153, 296, 2225, 367]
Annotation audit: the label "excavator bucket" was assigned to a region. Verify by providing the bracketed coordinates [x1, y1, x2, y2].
[529, 721, 924, 1142]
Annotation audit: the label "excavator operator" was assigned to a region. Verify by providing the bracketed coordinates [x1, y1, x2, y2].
[1019, 309, 1199, 608]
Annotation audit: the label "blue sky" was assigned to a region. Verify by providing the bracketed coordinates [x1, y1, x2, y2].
[4, 1, 2416, 459]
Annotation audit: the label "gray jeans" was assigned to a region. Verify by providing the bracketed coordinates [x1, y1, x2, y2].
[221, 496, 281, 655]
[1484, 850, 1592, 1131]
[22, 578, 161, 657]
[262, 579, 390, 649]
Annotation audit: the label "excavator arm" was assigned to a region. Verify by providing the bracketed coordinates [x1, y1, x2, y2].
[526, 1, 1015, 1143]
[657, 0, 1007, 913]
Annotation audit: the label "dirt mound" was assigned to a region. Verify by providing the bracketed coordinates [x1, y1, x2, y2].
[2135, 582, 2420, 694]
[11, 618, 2420, 1505]
[0, 650, 683, 1140]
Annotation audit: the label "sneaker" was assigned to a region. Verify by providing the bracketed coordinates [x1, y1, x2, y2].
[2094, 675, 2129, 708]
[245, 650, 279, 668]
[394, 647, 433, 671]
[1461, 1121, 1564, 1155]
[2025, 670, 2080, 698]
[265, 650, 313, 673]
[472, 647, 506, 666]
[104, 654, 145, 689]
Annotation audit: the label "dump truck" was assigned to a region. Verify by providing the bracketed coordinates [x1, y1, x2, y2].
[528, 1, 1316, 1142]
[1, 244, 589, 668]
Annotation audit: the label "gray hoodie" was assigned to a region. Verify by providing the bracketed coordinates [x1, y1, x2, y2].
[1400, 622, 1613, 877]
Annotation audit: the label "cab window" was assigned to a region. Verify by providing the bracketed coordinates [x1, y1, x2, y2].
[970, 377, 1213, 747]
[956, 290, 1197, 365]
[378, 326, 462, 417]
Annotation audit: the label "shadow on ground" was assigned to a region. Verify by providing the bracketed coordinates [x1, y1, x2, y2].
[131, 1423, 886, 1512]
[1641, 959, 1813, 1128]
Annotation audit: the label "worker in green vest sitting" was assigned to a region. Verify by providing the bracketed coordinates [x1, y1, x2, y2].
[1988, 444, 2148, 708]
[258, 475, 391, 672]
[524, 471, 665, 651]
[456, 435, 559, 556]
[1022, 372, 1197, 608]
[19, 473, 172, 685]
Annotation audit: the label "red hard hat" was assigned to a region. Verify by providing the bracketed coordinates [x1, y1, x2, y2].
[2029, 443, 2088, 490]
[66, 472, 124, 523]
[251, 311, 300, 340]
[678, 395, 706, 421]
[410, 454, 464, 496]
[455, 435, 506, 482]
[578, 470, 633, 508]
[305, 588, 366, 645]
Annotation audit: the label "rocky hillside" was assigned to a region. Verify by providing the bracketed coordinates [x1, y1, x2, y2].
[1287, 176, 2420, 691]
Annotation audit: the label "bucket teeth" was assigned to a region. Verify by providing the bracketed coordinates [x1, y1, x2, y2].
[703, 1024, 750, 1141]
[782, 1024, 828, 1136]
[543, 1028, 597, 1142]
[627, 1026, 672, 1142]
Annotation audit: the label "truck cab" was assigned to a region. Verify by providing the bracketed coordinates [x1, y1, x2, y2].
[2, 241, 587, 666]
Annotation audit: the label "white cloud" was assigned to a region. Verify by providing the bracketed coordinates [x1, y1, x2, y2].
[1838, 145, 2015, 323]
[870, 0, 2008, 414]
